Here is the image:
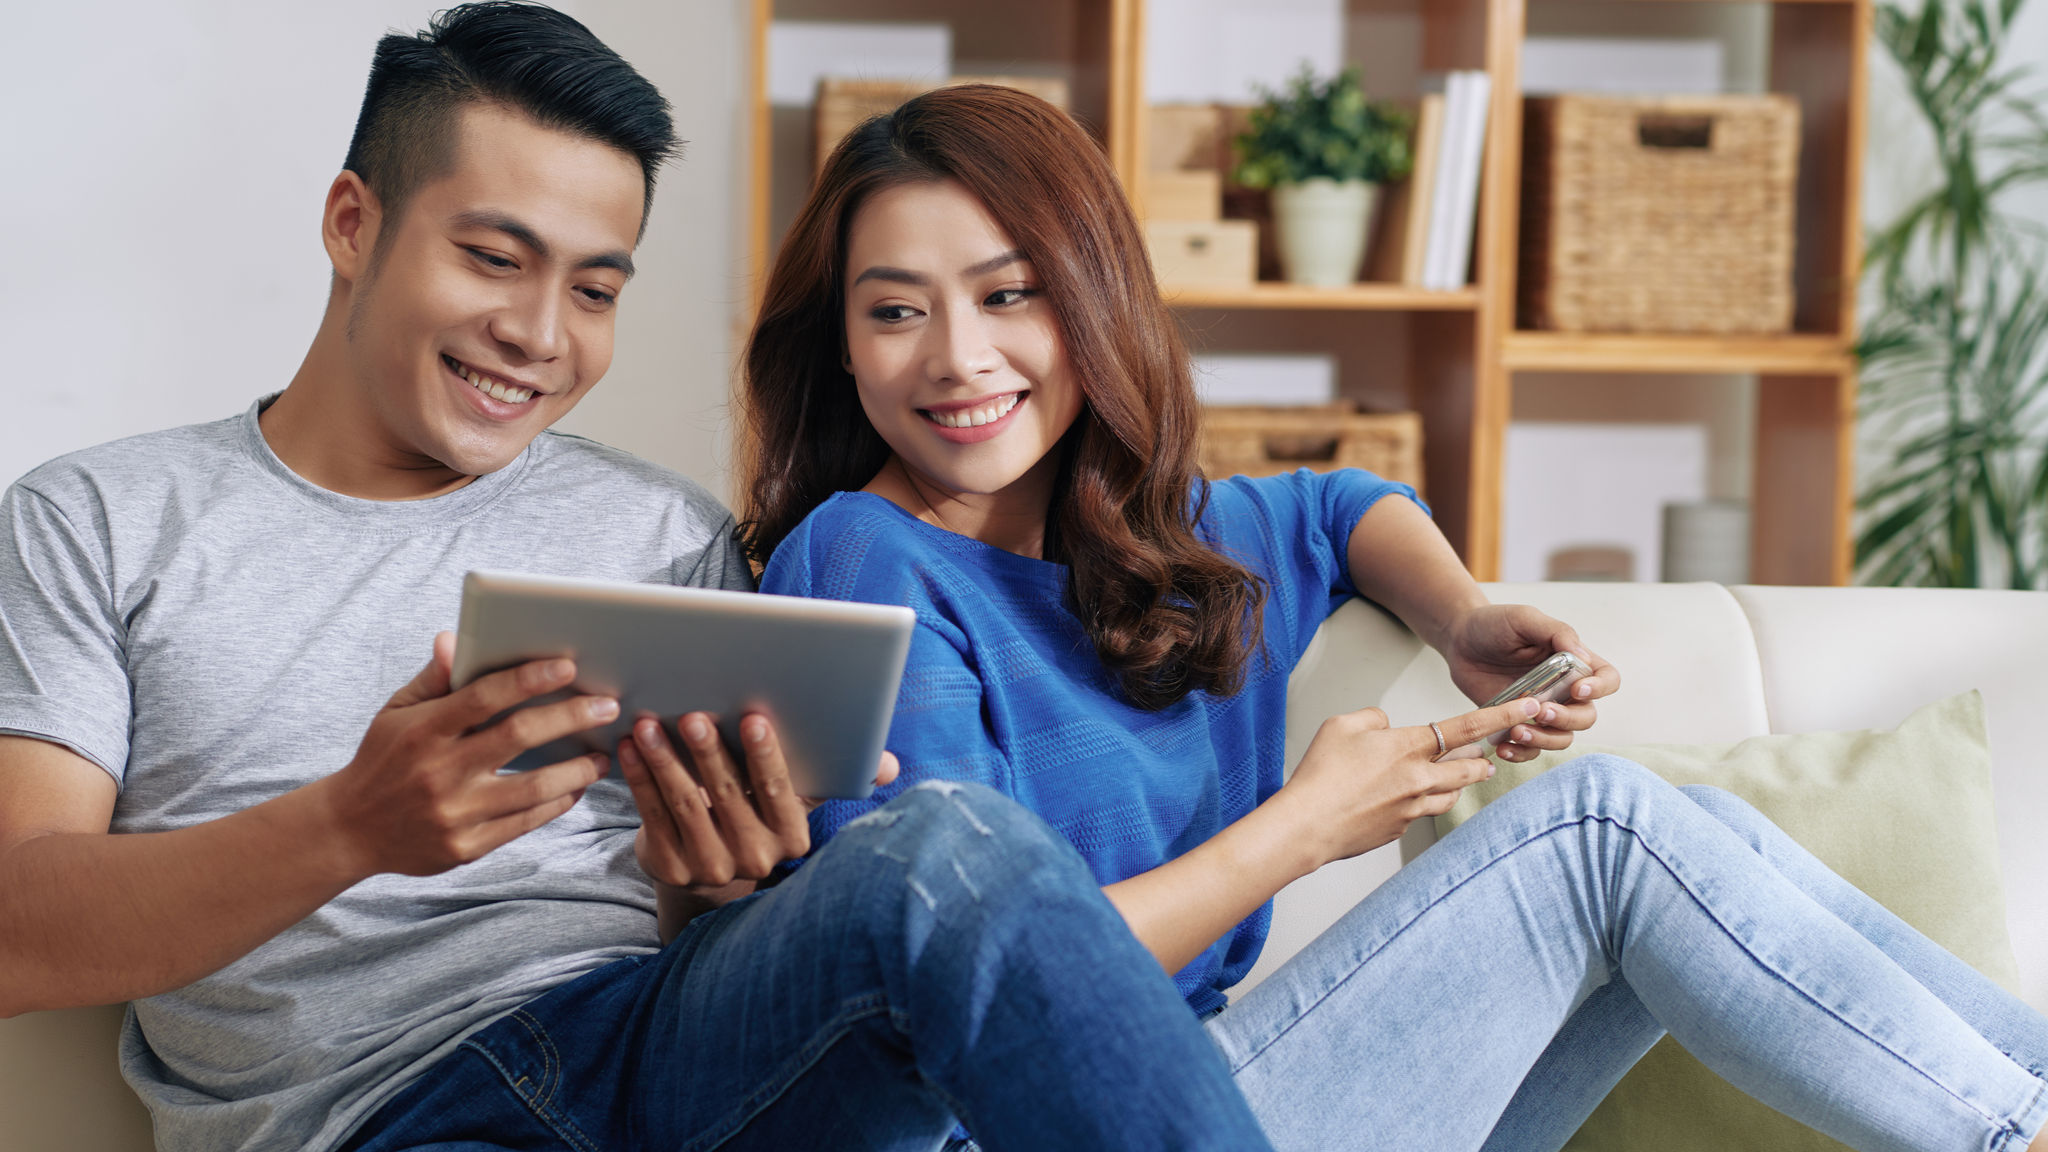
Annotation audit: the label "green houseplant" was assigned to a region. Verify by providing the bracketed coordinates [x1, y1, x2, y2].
[1857, 0, 2048, 588]
[1234, 66, 1412, 287]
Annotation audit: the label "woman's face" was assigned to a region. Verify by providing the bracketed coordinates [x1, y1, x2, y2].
[842, 179, 1083, 517]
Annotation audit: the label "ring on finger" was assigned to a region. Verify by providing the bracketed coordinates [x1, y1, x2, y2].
[1428, 721, 1446, 758]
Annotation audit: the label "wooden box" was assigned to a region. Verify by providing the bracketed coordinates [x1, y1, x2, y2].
[1148, 102, 1226, 171]
[814, 78, 926, 170]
[1146, 220, 1257, 288]
[1198, 404, 1424, 490]
[815, 76, 1072, 173]
[1146, 170, 1222, 221]
[1519, 94, 1800, 334]
[953, 74, 1071, 111]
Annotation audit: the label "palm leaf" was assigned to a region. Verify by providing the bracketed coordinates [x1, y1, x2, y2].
[1859, 0, 2048, 589]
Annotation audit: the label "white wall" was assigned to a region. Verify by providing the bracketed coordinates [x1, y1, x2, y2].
[0, 0, 749, 501]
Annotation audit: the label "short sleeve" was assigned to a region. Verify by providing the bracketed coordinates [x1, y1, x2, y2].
[678, 514, 756, 592]
[1203, 467, 1421, 671]
[0, 484, 131, 783]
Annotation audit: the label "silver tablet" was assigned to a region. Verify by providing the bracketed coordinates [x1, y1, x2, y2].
[450, 570, 915, 799]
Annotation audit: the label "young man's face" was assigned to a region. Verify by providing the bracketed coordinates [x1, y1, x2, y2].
[345, 102, 644, 479]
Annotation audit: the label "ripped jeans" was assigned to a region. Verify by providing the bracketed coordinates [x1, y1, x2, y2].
[341, 781, 1270, 1152]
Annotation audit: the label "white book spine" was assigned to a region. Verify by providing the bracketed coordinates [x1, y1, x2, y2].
[1439, 70, 1492, 291]
[1422, 72, 1471, 291]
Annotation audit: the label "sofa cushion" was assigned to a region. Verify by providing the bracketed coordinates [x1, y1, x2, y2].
[1436, 691, 2019, 1151]
[1729, 584, 2048, 1013]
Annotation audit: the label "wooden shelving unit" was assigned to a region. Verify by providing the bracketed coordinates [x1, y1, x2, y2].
[1161, 283, 1482, 311]
[746, 0, 1869, 585]
[1500, 333, 1857, 375]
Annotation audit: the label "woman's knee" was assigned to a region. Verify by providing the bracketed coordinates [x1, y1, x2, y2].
[847, 781, 1094, 904]
[1543, 752, 1663, 802]
[1676, 783, 1775, 851]
[1526, 753, 1725, 836]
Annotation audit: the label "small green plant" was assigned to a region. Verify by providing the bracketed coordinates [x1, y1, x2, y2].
[1232, 66, 1413, 189]
[1856, 0, 2048, 589]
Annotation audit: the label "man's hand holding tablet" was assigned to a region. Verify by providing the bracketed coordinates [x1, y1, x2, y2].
[450, 571, 914, 797]
[449, 571, 914, 931]
[618, 710, 899, 935]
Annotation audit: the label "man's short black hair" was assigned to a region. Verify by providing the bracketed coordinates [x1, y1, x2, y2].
[342, 2, 677, 241]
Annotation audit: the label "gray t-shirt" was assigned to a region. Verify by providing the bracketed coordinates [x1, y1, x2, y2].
[0, 397, 753, 1151]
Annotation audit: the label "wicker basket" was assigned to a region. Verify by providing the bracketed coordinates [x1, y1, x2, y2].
[1519, 95, 1800, 334]
[1198, 404, 1423, 492]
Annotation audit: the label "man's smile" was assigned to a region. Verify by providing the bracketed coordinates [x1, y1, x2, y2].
[442, 353, 539, 405]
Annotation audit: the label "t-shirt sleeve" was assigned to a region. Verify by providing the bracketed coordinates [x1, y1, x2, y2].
[677, 513, 756, 592]
[1207, 467, 1421, 671]
[0, 483, 130, 784]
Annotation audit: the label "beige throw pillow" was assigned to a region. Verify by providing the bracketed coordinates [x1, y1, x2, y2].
[1435, 691, 2020, 1152]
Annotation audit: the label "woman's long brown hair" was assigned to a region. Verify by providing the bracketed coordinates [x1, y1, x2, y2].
[740, 84, 1264, 711]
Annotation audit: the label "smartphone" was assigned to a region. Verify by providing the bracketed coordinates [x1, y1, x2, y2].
[1435, 651, 1592, 761]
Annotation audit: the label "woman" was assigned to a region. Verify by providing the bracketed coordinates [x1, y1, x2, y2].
[719, 85, 2047, 1150]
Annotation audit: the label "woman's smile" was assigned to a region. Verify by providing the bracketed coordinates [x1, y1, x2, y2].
[919, 391, 1028, 441]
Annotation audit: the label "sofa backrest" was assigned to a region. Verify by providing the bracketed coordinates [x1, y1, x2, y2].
[1260, 582, 2045, 1014]
[0, 1002, 152, 1151]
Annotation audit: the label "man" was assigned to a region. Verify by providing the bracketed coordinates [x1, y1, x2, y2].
[0, 5, 1271, 1150]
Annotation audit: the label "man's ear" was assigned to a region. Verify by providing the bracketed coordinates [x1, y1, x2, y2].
[322, 171, 382, 286]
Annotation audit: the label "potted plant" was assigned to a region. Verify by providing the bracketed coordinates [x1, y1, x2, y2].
[1856, 0, 2048, 588]
[1233, 66, 1413, 287]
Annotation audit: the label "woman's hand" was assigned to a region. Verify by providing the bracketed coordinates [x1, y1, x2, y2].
[1275, 697, 1543, 870]
[1438, 604, 1620, 763]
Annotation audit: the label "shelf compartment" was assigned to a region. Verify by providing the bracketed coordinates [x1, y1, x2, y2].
[1161, 282, 1482, 311]
[1501, 331, 1853, 375]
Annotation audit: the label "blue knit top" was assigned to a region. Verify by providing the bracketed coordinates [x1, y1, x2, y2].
[762, 469, 1416, 1014]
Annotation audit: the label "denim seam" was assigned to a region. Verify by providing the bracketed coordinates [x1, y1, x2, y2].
[1718, 796, 2048, 1092]
[1231, 812, 2028, 1143]
[456, 1012, 602, 1152]
[887, 1005, 983, 1143]
[677, 992, 896, 1152]
[1992, 1074, 2048, 1152]
[506, 1011, 559, 1107]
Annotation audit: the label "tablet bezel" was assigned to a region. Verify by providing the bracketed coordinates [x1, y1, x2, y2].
[450, 569, 914, 799]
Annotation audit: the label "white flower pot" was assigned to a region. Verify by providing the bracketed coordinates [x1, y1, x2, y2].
[1272, 178, 1378, 287]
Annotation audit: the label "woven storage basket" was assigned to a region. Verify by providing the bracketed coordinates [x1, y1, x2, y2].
[1198, 405, 1423, 492]
[1519, 94, 1800, 334]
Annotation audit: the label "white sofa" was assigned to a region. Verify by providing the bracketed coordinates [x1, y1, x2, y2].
[6, 582, 2044, 1150]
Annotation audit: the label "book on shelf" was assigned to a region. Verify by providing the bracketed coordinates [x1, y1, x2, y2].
[1367, 91, 1444, 286]
[1421, 69, 1491, 292]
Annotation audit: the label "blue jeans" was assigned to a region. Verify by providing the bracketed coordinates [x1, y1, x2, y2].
[342, 781, 1272, 1152]
[1209, 755, 2048, 1152]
